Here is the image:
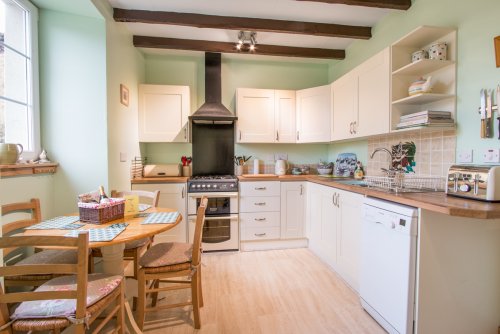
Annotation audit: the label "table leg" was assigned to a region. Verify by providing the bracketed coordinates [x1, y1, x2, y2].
[98, 244, 143, 334]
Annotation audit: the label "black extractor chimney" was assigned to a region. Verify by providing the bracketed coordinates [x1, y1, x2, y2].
[189, 52, 237, 124]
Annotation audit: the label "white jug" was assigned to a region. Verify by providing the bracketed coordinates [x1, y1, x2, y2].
[275, 160, 288, 176]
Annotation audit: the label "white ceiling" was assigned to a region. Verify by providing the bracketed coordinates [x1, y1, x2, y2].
[107, 0, 394, 61]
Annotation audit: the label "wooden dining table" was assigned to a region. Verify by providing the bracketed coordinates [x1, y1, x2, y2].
[22, 207, 182, 334]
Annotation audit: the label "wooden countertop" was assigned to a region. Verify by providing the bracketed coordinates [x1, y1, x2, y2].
[0, 162, 58, 177]
[131, 176, 189, 184]
[240, 174, 500, 219]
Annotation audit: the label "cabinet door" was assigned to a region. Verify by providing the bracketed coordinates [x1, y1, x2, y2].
[307, 183, 323, 256]
[320, 186, 338, 268]
[336, 189, 363, 291]
[132, 183, 187, 243]
[138, 85, 190, 142]
[356, 48, 390, 137]
[275, 90, 296, 143]
[280, 182, 306, 239]
[296, 85, 331, 143]
[332, 72, 357, 141]
[236, 88, 275, 143]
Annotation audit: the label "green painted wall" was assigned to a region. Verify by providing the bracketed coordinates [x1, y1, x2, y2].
[327, 0, 500, 164]
[143, 54, 330, 165]
[39, 9, 108, 215]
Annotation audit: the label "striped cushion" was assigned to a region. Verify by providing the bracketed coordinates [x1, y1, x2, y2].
[139, 242, 192, 268]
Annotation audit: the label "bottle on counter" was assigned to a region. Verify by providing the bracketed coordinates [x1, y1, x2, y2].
[354, 161, 364, 180]
[99, 185, 110, 204]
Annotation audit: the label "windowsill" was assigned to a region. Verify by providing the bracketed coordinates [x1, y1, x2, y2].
[0, 162, 58, 177]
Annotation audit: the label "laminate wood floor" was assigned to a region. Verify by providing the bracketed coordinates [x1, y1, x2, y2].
[138, 248, 385, 334]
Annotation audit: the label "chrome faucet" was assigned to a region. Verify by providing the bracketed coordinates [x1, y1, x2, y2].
[370, 148, 395, 174]
[369, 147, 392, 159]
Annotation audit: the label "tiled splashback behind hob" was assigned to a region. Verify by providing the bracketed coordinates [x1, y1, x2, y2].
[366, 129, 456, 177]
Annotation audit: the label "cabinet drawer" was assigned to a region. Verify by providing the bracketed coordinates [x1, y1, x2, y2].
[240, 212, 280, 228]
[241, 226, 281, 241]
[240, 196, 280, 212]
[240, 181, 280, 197]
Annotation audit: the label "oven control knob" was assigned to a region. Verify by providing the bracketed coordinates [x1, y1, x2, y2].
[202, 185, 206, 188]
[196, 185, 201, 188]
[230, 184, 234, 188]
[207, 185, 211, 188]
[213, 185, 218, 188]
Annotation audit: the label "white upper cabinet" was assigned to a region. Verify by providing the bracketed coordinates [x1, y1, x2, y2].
[236, 88, 296, 143]
[275, 90, 296, 143]
[236, 88, 275, 143]
[332, 48, 390, 141]
[138, 84, 190, 142]
[296, 84, 332, 143]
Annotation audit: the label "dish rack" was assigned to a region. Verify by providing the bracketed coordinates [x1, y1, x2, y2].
[364, 174, 446, 193]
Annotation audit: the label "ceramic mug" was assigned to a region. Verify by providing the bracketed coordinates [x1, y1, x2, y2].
[411, 49, 428, 62]
[428, 42, 447, 60]
[0, 143, 23, 164]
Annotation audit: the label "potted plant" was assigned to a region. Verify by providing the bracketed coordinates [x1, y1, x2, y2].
[234, 155, 251, 176]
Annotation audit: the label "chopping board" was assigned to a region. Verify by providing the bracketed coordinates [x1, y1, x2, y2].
[242, 174, 276, 178]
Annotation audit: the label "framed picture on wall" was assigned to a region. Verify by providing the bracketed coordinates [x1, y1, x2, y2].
[120, 84, 129, 106]
[495, 36, 500, 68]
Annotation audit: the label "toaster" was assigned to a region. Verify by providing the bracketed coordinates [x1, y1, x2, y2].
[446, 165, 500, 202]
[143, 164, 181, 177]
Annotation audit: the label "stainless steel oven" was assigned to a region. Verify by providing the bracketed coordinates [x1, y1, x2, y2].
[188, 191, 239, 252]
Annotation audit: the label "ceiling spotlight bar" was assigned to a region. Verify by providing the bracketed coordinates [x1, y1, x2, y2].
[236, 31, 257, 52]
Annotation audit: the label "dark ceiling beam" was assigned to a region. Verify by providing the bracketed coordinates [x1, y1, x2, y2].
[295, 0, 411, 10]
[133, 36, 345, 60]
[114, 8, 371, 40]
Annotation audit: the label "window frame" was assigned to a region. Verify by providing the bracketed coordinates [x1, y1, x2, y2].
[1, 0, 40, 161]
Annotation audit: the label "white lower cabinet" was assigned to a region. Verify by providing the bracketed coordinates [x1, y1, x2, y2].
[240, 181, 308, 250]
[240, 181, 281, 242]
[306, 182, 363, 291]
[280, 182, 306, 239]
[131, 183, 187, 243]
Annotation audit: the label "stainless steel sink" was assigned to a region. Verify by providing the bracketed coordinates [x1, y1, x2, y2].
[334, 179, 368, 187]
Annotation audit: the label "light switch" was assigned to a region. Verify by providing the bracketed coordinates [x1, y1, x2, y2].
[457, 149, 473, 163]
[120, 152, 127, 162]
[482, 149, 500, 163]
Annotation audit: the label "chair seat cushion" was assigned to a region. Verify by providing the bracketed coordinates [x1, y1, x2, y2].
[139, 242, 192, 268]
[124, 237, 151, 250]
[8, 249, 79, 281]
[11, 273, 122, 320]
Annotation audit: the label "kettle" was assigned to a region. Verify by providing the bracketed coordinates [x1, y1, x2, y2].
[0, 143, 23, 164]
[275, 159, 288, 176]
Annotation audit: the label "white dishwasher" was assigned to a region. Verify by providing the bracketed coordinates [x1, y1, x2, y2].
[360, 197, 418, 334]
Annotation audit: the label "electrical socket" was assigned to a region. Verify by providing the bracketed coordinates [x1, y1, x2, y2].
[482, 148, 500, 163]
[120, 152, 127, 162]
[274, 153, 288, 160]
[457, 149, 473, 163]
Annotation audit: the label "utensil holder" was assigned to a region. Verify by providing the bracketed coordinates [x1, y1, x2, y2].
[182, 165, 191, 177]
[235, 165, 243, 176]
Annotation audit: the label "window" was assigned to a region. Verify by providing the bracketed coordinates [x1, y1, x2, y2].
[0, 0, 39, 161]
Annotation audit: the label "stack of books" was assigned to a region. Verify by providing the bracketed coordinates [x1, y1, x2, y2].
[396, 110, 454, 129]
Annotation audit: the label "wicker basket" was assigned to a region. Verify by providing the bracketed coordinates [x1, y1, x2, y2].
[78, 201, 125, 224]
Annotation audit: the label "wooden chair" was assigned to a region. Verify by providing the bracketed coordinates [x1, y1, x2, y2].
[1, 199, 82, 290]
[91, 189, 160, 279]
[0, 232, 125, 334]
[136, 197, 208, 330]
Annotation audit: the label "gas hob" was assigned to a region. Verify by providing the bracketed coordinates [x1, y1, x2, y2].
[188, 175, 238, 193]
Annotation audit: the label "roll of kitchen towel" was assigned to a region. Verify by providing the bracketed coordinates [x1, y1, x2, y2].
[254, 159, 260, 174]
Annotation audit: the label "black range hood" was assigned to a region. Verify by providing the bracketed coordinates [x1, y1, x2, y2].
[189, 52, 237, 124]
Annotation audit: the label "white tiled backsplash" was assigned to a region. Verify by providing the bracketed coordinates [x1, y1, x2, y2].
[366, 129, 456, 177]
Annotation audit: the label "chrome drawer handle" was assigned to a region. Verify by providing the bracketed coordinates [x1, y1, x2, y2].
[255, 187, 266, 190]
[254, 218, 266, 221]
[254, 233, 266, 237]
[254, 202, 266, 206]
